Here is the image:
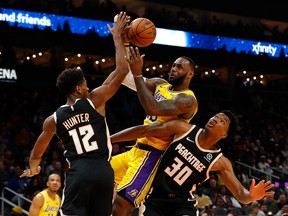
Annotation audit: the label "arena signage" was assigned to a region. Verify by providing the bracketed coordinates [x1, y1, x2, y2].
[0, 8, 113, 37]
[1, 8, 287, 58]
[0, 68, 17, 82]
[153, 28, 287, 58]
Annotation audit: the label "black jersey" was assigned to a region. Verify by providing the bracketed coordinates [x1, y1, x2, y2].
[54, 98, 112, 161]
[150, 125, 222, 199]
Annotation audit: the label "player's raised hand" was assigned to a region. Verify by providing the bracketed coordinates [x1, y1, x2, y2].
[125, 46, 145, 77]
[249, 179, 275, 200]
[107, 11, 130, 38]
[20, 166, 41, 178]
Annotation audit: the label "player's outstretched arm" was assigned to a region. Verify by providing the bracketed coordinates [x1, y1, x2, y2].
[121, 69, 165, 93]
[215, 156, 274, 204]
[249, 179, 275, 200]
[89, 12, 130, 106]
[126, 46, 197, 117]
[20, 115, 55, 178]
[111, 120, 188, 143]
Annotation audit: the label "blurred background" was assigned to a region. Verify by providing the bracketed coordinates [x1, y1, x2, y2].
[0, 1, 288, 215]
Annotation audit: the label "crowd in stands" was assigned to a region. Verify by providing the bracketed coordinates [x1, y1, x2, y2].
[0, 70, 288, 215]
[0, 1, 288, 215]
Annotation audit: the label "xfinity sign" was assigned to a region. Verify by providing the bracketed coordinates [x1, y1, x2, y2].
[1, 8, 288, 58]
[252, 42, 277, 56]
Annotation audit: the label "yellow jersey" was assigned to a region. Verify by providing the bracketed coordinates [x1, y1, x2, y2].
[137, 83, 197, 151]
[38, 190, 61, 216]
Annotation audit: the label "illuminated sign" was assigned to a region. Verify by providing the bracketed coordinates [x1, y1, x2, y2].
[153, 28, 288, 58]
[1, 8, 288, 58]
[0, 68, 17, 82]
[0, 8, 113, 37]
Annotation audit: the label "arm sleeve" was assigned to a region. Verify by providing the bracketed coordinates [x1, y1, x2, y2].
[121, 70, 146, 91]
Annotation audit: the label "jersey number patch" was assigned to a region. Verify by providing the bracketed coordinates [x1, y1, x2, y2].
[68, 124, 98, 154]
[164, 157, 192, 186]
[146, 115, 158, 122]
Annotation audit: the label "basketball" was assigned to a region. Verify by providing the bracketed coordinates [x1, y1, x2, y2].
[125, 18, 157, 47]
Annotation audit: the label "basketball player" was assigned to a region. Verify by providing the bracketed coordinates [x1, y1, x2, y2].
[29, 172, 61, 216]
[111, 110, 275, 216]
[111, 45, 198, 215]
[20, 11, 130, 216]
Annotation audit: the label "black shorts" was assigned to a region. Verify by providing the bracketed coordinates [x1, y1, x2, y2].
[60, 158, 114, 216]
[137, 194, 198, 216]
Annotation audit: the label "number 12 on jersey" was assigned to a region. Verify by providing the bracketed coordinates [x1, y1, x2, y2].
[69, 124, 99, 154]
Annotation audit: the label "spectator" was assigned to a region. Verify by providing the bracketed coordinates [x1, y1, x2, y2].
[260, 203, 268, 215]
[273, 177, 288, 200]
[203, 178, 219, 203]
[3, 148, 15, 169]
[262, 194, 280, 215]
[214, 185, 233, 210]
[235, 164, 250, 187]
[196, 186, 213, 213]
[24, 176, 44, 200]
[277, 193, 288, 210]
[280, 144, 288, 160]
[282, 156, 288, 174]
[275, 204, 288, 216]
[45, 159, 64, 180]
[11, 205, 23, 216]
[7, 165, 29, 205]
[257, 155, 273, 181]
[0, 159, 9, 191]
[251, 201, 266, 216]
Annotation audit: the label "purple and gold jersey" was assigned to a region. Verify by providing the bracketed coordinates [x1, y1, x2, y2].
[137, 83, 197, 151]
[38, 190, 60, 216]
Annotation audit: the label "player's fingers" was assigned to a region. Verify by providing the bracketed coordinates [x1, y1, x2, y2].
[135, 47, 141, 57]
[115, 12, 123, 22]
[265, 191, 275, 195]
[125, 15, 131, 23]
[263, 181, 271, 186]
[19, 173, 27, 178]
[107, 24, 112, 32]
[264, 183, 274, 191]
[250, 179, 256, 187]
[36, 166, 41, 174]
[124, 56, 130, 63]
[124, 55, 133, 65]
[119, 11, 124, 20]
[113, 14, 119, 23]
[129, 46, 136, 58]
[119, 13, 126, 27]
[126, 48, 132, 58]
[259, 179, 265, 186]
[21, 169, 31, 178]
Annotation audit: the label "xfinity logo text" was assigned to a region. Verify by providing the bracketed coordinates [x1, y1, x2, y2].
[252, 42, 277, 56]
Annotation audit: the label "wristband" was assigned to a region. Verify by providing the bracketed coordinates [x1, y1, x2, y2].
[134, 75, 143, 78]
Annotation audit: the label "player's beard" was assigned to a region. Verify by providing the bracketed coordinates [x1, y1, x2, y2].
[167, 73, 186, 86]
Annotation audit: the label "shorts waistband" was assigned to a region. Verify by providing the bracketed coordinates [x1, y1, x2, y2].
[135, 142, 164, 153]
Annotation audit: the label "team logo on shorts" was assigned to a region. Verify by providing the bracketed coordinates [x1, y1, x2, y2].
[204, 153, 213, 162]
[128, 189, 138, 197]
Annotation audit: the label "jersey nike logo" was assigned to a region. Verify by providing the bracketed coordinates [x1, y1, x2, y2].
[186, 137, 195, 143]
